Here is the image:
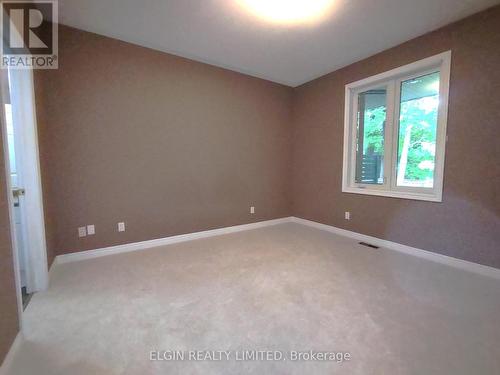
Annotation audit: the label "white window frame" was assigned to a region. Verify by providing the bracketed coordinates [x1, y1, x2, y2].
[342, 51, 451, 202]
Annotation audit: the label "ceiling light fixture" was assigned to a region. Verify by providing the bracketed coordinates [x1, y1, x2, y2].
[237, 0, 336, 25]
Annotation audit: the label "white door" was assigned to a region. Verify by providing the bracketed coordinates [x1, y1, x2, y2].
[1, 68, 48, 300]
[4, 101, 29, 289]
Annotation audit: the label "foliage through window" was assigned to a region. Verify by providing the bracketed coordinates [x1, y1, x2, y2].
[343, 52, 451, 202]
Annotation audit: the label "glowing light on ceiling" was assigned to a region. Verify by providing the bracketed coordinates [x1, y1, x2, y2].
[237, 0, 336, 25]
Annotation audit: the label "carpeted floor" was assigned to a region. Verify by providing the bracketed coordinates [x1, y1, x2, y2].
[5, 223, 500, 374]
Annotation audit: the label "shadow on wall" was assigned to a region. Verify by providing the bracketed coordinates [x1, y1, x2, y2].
[381, 192, 500, 268]
[292, 6, 500, 270]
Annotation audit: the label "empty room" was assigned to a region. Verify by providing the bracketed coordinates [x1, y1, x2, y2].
[1, 0, 499, 374]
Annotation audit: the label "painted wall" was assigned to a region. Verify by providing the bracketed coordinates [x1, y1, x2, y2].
[292, 7, 500, 268]
[0, 130, 19, 363]
[1, 3, 498, 367]
[35, 25, 293, 256]
[35, 7, 500, 269]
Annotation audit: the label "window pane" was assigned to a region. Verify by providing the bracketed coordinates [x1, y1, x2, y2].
[355, 88, 386, 184]
[397, 72, 440, 188]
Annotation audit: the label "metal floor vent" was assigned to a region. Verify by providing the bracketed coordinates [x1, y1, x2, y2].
[359, 242, 380, 249]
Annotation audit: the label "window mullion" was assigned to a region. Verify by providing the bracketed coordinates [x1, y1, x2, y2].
[391, 79, 402, 192]
[395, 78, 405, 193]
[384, 80, 397, 191]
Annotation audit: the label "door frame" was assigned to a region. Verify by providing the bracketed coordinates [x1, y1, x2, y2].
[0, 68, 48, 322]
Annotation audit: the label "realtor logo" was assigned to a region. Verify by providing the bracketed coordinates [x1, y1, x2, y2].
[1, 0, 58, 68]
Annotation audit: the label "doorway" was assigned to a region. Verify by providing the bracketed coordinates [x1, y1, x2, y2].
[0, 68, 48, 313]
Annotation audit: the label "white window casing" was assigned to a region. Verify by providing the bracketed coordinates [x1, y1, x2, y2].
[342, 51, 451, 202]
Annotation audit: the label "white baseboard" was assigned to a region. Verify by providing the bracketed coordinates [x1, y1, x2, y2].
[53, 216, 500, 280]
[0, 332, 23, 375]
[55, 217, 292, 265]
[290, 217, 500, 280]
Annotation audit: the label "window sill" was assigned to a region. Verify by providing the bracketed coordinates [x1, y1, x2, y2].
[342, 186, 442, 202]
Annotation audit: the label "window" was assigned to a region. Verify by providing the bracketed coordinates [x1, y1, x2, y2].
[342, 52, 451, 202]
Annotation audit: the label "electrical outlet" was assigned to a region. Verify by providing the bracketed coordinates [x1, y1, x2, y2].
[345, 211, 351, 221]
[118, 222, 126, 232]
[78, 227, 87, 237]
[250, 206, 255, 214]
[87, 225, 95, 235]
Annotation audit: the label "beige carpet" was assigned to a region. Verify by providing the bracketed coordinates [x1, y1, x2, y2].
[5, 223, 500, 374]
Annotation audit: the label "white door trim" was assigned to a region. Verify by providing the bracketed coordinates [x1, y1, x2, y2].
[0, 70, 24, 332]
[0, 68, 49, 338]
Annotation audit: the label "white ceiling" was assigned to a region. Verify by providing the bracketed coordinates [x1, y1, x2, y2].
[58, 0, 499, 87]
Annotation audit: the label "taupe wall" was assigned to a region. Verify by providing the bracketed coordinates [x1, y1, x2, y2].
[35, 25, 293, 256]
[36, 7, 500, 268]
[1, 4, 498, 366]
[292, 6, 500, 268]
[0, 130, 19, 363]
